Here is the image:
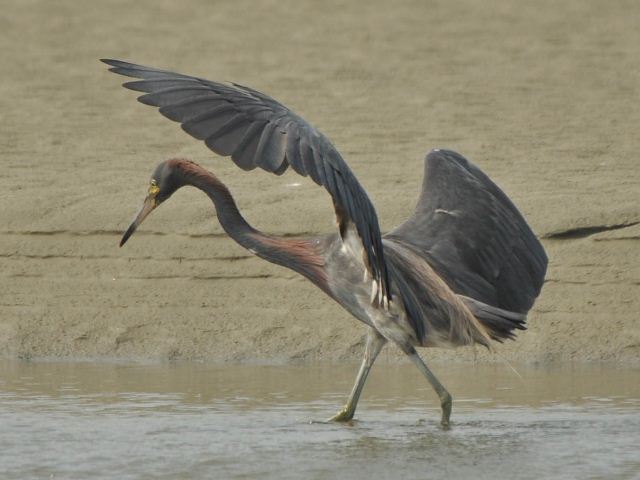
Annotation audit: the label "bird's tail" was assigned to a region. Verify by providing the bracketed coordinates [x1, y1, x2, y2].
[458, 295, 527, 342]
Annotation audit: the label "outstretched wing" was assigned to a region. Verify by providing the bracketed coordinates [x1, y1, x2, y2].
[386, 149, 547, 314]
[102, 59, 391, 305]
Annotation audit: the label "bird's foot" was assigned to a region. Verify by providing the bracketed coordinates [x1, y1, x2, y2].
[327, 405, 355, 423]
[308, 406, 355, 425]
[439, 393, 452, 430]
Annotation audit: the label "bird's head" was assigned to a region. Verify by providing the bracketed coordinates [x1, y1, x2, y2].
[120, 160, 181, 247]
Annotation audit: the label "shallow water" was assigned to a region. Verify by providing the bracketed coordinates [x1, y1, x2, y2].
[1, 361, 638, 480]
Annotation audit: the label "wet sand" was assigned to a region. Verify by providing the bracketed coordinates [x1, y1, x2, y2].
[1, 0, 639, 364]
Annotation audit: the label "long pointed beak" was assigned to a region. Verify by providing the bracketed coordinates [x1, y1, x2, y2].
[120, 195, 157, 247]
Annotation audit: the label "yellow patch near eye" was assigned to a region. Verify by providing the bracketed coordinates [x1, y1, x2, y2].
[148, 179, 160, 196]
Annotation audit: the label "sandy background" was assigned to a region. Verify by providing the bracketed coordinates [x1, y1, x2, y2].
[1, 0, 638, 365]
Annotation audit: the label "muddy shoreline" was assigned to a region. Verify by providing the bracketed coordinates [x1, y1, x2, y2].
[1, 0, 638, 365]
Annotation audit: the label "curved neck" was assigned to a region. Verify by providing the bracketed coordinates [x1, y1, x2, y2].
[172, 160, 327, 288]
[183, 166, 256, 248]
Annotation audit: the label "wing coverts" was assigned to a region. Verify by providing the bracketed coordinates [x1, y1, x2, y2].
[387, 149, 547, 315]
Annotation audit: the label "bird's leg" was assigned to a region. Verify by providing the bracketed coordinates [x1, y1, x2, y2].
[328, 328, 386, 422]
[406, 349, 452, 428]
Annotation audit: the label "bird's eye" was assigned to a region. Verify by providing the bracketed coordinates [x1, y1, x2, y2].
[148, 179, 160, 196]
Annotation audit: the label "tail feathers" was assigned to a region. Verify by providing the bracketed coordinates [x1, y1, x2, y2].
[459, 295, 527, 342]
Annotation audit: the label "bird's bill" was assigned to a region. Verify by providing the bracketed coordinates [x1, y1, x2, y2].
[120, 195, 157, 247]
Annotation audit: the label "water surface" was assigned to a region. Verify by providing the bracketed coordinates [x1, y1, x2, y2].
[1, 361, 638, 479]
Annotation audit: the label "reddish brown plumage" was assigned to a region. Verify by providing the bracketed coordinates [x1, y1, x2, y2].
[169, 158, 220, 185]
[252, 233, 329, 293]
[166, 158, 330, 293]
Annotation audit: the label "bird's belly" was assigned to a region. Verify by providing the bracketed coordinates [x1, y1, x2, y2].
[324, 240, 420, 349]
[324, 238, 379, 327]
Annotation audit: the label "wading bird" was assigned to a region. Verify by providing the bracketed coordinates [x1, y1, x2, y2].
[104, 59, 547, 427]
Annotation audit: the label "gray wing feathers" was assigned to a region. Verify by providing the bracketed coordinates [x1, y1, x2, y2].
[102, 59, 391, 303]
[387, 149, 547, 314]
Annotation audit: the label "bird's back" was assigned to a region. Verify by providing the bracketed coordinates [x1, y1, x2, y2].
[386, 150, 547, 315]
[382, 238, 498, 348]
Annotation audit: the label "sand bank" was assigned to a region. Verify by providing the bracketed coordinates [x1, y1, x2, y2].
[1, 0, 638, 364]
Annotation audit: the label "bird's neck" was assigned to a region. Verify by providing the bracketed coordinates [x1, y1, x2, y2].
[181, 164, 256, 248]
[174, 160, 328, 289]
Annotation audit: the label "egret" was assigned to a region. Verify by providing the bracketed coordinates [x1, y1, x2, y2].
[104, 59, 547, 427]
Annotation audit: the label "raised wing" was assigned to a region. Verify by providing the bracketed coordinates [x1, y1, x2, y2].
[386, 149, 547, 314]
[102, 59, 391, 305]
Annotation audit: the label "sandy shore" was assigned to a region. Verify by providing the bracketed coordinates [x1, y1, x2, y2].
[1, 0, 638, 365]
